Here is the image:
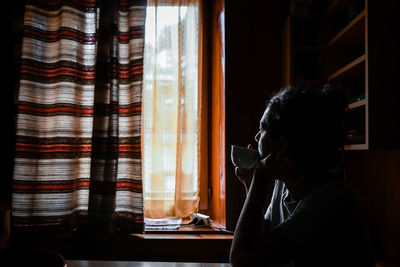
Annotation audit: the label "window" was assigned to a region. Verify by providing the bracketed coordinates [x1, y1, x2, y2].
[142, 1, 202, 219]
[142, 0, 225, 225]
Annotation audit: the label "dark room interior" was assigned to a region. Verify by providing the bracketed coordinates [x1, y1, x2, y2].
[1, 0, 400, 266]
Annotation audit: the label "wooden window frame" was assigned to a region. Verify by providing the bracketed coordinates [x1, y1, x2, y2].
[197, 0, 226, 229]
[141, 0, 226, 230]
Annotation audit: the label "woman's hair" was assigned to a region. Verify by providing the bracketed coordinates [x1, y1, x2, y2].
[266, 83, 348, 173]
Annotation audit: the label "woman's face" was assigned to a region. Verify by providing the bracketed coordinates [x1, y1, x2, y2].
[255, 108, 278, 159]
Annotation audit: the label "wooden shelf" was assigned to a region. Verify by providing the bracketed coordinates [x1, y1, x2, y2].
[328, 54, 365, 81]
[285, 0, 400, 150]
[327, 10, 365, 47]
[325, 1, 367, 151]
[344, 143, 368, 150]
[283, 13, 323, 86]
[348, 98, 366, 110]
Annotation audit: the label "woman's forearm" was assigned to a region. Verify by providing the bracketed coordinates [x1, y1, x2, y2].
[230, 171, 272, 265]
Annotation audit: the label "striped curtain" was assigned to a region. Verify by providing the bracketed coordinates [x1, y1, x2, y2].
[12, 0, 147, 237]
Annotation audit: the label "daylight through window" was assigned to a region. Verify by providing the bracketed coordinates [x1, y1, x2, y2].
[142, 1, 200, 219]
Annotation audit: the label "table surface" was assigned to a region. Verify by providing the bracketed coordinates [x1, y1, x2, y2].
[67, 260, 230, 267]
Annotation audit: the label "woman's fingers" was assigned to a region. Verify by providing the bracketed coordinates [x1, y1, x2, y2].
[234, 144, 257, 189]
[235, 166, 254, 190]
[247, 143, 257, 151]
[235, 166, 253, 178]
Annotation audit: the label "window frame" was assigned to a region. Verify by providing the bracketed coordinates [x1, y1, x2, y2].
[189, 0, 226, 228]
[201, 0, 226, 229]
[141, 0, 226, 227]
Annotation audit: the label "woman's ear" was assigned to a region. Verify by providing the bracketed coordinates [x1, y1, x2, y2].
[276, 136, 289, 160]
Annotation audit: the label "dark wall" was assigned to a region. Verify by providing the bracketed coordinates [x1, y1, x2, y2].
[345, 151, 400, 264]
[224, 0, 289, 230]
[1, 1, 25, 203]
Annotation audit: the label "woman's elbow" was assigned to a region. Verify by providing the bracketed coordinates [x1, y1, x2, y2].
[229, 249, 255, 267]
[229, 248, 242, 267]
[229, 254, 244, 267]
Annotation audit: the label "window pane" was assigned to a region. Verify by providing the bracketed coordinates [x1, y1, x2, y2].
[143, 2, 199, 218]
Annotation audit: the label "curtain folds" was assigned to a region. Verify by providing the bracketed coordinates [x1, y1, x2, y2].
[12, 0, 147, 236]
[142, 0, 200, 218]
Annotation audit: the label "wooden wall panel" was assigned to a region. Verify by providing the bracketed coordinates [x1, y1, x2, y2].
[345, 150, 400, 265]
[382, 151, 400, 262]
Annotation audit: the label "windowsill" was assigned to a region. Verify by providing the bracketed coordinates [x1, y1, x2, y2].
[9, 223, 233, 263]
[142, 218, 234, 237]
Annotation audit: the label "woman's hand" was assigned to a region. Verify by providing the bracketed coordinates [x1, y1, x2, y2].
[254, 150, 295, 183]
[234, 144, 256, 192]
[235, 166, 254, 193]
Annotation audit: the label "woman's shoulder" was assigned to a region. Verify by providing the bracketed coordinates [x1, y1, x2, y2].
[303, 173, 362, 214]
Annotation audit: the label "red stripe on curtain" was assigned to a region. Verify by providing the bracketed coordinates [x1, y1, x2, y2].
[29, 0, 97, 8]
[18, 104, 94, 115]
[118, 144, 141, 152]
[20, 65, 96, 79]
[24, 27, 97, 43]
[119, 105, 141, 114]
[118, 29, 145, 42]
[116, 182, 142, 190]
[16, 143, 92, 153]
[119, 66, 144, 78]
[13, 181, 90, 191]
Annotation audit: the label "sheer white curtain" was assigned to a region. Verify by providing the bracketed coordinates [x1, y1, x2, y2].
[142, 0, 201, 218]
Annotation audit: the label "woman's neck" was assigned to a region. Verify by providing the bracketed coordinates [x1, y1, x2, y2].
[281, 171, 312, 201]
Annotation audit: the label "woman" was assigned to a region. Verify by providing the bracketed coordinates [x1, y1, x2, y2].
[229, 84, 374, 267]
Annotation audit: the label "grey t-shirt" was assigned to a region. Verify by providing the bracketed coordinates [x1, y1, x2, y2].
[265, 176, 373, 267]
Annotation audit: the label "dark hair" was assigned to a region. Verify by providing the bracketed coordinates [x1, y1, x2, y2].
[265, 83, 348, 173]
